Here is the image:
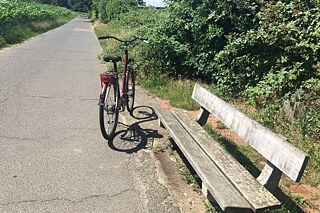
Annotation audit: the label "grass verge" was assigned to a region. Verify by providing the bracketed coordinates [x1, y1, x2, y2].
[0, 14, 77, 49]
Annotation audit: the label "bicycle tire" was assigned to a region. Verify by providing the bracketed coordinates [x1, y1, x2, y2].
[99, 80, 119, 140]
[126, 65, 135, 113]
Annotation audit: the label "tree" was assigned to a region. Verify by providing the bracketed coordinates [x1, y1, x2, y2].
[67, 0, 92, 11]
[106, 0, 137, 21]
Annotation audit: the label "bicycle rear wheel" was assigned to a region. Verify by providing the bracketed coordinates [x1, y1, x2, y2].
[99, 81, 119, 140]
[126, 66, 135, 113]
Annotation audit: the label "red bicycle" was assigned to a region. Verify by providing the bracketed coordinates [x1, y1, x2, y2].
[98, 35, 148, 140]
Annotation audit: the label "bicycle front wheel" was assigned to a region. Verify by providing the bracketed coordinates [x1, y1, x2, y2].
[99, 81, 119, 140]
[126, 66, 135, 113]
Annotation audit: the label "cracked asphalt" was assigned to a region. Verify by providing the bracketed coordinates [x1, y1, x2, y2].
[0, 17, 180, 213]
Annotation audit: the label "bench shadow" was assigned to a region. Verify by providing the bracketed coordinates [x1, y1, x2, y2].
[107, 105, 162, 154]
[216, 136, 261, 178]
[171, 128, 306, 212]
[273, 188, 306, 213]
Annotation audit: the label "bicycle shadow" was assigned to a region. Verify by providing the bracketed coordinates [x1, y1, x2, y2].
[107, 106, 163, 153]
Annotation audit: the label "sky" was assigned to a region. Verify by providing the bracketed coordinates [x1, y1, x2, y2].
[144, 0, 165, 7]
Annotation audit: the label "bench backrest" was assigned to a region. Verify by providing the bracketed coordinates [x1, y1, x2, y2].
[192, 84, 309, 182]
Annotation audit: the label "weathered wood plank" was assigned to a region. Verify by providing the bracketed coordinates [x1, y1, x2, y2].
[153, 106, 252, 212]
[257, 161, 282, 191]
[172, 109, 281, 211]
[192, 84, 309, 182]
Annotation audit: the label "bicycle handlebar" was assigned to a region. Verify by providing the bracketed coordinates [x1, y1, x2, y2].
[98, 35, 148, 43]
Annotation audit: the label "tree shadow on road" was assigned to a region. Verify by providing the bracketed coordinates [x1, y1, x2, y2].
[108, 105, 163, 154]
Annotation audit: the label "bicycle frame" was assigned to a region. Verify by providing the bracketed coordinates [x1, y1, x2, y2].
[121, 47, 129, 101]
[98, 35, 147, 139]
[98, 35, 147, 109]
[99, 47, 130, 110]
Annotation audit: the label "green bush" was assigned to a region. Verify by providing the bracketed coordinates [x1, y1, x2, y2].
[106, 0, 136, 21]
[137, 0, 261, 79]
[136, 0, 319, 141]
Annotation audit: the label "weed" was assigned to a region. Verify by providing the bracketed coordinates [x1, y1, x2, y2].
[155, 142, 173, 153]
[292, 194, 308, 206]
[311, 193, 320, 201]
[205, 201, 217, 213]
[215, 120, 227, 130]
[178, 164, 201, 194]
[179, 165, 194, 184]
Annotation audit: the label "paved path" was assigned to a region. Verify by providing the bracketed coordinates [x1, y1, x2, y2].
[0, 17, 179, 213]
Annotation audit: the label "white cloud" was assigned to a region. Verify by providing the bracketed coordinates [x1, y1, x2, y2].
[144, 0, 165, 7]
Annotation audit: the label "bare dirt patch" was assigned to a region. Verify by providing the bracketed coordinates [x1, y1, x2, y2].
[156, 97, 178, 111]
[288, 184, 320, 212]
[152, 135, 207, 213]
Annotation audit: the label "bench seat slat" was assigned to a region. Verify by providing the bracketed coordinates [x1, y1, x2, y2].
[192, 84, 309, 182]
[172, 109, 281, 211]
[153, 106, 252, 212]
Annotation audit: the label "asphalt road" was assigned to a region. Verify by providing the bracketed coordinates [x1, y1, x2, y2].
[0, 17, 179, 213]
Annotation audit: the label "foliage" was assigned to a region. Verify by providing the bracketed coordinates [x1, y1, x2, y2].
[96, 0, 108, 21]
[67, 0, 92, 12]
[22, 0, 92, 12]
[0, 0, 71, 25]
[137, 0, 319, 141]
[95, 6, 166, 72]
[90, 0, 141, 21]
[106, 0, 136, 21]
[0, 0, 74, 47]
[138, 0, 260, 79]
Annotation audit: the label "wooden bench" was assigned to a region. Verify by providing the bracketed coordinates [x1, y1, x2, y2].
[153, 84, 309, 212]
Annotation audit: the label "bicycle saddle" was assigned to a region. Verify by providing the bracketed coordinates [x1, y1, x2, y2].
[103, 55, 121, 63]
